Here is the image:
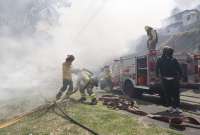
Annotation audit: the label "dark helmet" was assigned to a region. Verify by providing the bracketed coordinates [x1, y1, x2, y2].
[167, 47, 174, 57]
[162, 46, 174, 57]
[66, 55, 75, 62]
[162, 46, 170, 56]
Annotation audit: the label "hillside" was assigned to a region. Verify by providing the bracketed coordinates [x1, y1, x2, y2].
[161, 30, 200, 53]
[133, 28, 200, 54]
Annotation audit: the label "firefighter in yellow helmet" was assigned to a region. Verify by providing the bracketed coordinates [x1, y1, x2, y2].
[103, 66, 113, 90]
[56, 55, 75, 100]
[145, 26, 158, 50]
[75, 69, 98, 105]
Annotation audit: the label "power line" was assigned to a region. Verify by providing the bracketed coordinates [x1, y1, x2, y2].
[72, 0, 109, 42]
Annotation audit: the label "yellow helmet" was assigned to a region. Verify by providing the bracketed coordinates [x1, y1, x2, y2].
[144, 26, 152, 31]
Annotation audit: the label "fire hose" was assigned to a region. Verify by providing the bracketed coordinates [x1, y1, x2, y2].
[0, 99, 100, 135]
[0, 104, 50, 129]
[35, 95, 100, 135]
[1, 94, 199, 132]
[99, 95, 200, 130]
[52, 101, 99, 135]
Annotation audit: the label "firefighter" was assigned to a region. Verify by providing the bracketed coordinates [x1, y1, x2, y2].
[145, 26, 158, 50]
[76, 69, 98, 105]
[104, 67, 113, 90]
[156, 46, 183, 113]
[56, 55, 75, 100]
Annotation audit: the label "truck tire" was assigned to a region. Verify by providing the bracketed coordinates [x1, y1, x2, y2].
[122, 79, 142, 98]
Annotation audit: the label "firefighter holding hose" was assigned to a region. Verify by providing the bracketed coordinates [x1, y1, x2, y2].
[56, 55, 75, 100]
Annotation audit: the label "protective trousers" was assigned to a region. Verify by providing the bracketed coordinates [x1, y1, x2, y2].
[79, 81, 96, 101]
[56, 79, 73, 100]
[162, 79, 180, 108]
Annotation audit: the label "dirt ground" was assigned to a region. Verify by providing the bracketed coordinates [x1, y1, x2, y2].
[95, 88, 200, 135]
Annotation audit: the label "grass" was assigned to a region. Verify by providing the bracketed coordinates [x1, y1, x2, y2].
[0, 98, 182, 135]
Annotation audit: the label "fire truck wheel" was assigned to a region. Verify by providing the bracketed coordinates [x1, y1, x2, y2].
[123, 79, 142, 98]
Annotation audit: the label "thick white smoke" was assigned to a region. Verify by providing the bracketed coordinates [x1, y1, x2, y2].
[0, 0, 129, 102]
[0, 0, 71, 100]
[0, 0, 71, 35]
[0, 0, 73, 119]
[0, 0, 120, 120]
[0, 0, 174, 110]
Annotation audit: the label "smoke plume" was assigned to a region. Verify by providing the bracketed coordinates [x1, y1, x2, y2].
[0, 0, 72, 100]
[0, 0, 176, 119]
[0, 0, 73, 119]
[0, 0, 128, 103]
[0, 0, 71, 35]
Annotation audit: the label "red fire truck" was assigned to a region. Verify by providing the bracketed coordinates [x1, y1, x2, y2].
[110, 50, 200, 100]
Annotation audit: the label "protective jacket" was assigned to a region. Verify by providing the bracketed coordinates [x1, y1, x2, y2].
[77, 70, 93, 89]
[62, 62, 72, 80]
[147, 28, 158, 50]
[156, 56, 182, 78]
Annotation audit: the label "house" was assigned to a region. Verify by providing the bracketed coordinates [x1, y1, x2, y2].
[182, 10, 200, 26]
[162, 9, 200, 34]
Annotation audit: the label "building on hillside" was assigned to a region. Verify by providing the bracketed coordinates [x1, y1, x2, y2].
[162, 9, 200, 34]
[196, 4, 200, 11]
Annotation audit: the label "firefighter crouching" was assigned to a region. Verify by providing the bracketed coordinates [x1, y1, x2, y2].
[156, 46, 183, 113]
[56, 55, 75, 100]
[76, 69, 98, 105]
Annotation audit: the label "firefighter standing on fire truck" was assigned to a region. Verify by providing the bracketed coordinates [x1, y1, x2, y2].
[145, 26, 158, 50]
[56, 55, 75, 100]
[156, 46, 183, 113]
[76, 69, 98, 105]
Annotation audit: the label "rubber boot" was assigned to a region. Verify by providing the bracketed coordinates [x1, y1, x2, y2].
[90, 98, 97, 105]
[79, 97, 86, 103]
[62, 93, 71, 102]
[56, 92, 62, 100]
